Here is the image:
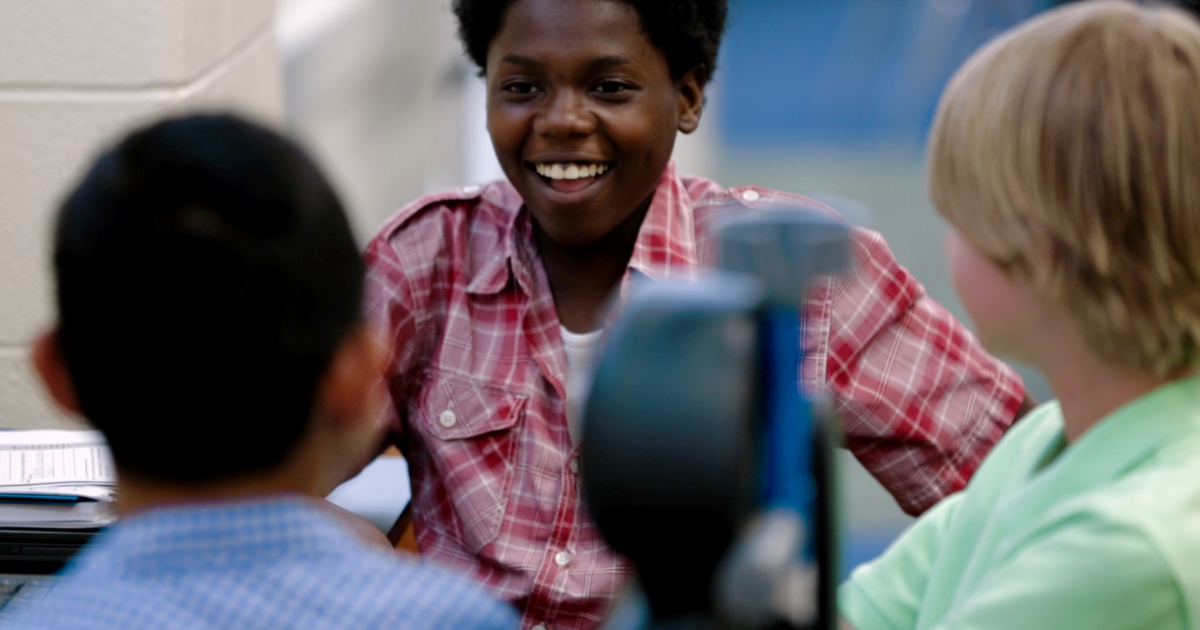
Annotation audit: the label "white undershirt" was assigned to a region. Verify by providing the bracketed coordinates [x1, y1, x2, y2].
[560, 326, 604, 446]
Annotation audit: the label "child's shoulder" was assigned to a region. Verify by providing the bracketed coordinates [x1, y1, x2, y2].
[347, 551, 518, 628]
[370, 180, 522, 251]
[996, 403, 1200, 567]
[679, 173, 843, 219]
[1079, 433, 1200, 533]
[678, 175, 887, 269]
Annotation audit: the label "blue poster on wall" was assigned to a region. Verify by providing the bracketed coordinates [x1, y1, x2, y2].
[718, 0, 1052, 148]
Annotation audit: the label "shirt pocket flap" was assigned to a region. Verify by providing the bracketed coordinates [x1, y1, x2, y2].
[423, 375, 527, 441]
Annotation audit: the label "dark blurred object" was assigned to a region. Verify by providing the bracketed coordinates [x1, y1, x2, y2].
[583, 210, 851, 630]
[585, 274, 762, 626]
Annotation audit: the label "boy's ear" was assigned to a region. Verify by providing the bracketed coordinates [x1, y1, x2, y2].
[31, 328, 83, 417]
[676, 65, 708, 135]
[316, 324, 391, 432]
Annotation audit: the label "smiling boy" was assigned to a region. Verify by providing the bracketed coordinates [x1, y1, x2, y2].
[365, 1, 1029, 628]
[840, 2, 1200, 628]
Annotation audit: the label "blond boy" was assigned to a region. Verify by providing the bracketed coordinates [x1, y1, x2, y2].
[839, 2, 1200, 628]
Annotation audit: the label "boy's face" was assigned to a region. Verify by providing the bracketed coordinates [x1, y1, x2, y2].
[945, 227, 1046, 363]
[485, 0, 704, 246]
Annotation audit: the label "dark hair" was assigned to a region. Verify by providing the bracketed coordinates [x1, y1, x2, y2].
[53, 113, 364, 483]
[453, 0, 728, 80]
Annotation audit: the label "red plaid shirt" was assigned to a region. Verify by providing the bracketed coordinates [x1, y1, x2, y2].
[364, 163, 1024, 630]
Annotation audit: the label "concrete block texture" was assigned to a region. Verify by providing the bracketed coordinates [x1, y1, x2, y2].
[0, 99, 159, 349]
[0, 23, 282, 428]
[0, 349, 79, 429]
[0, 0, 276, 89]
[0, 30, 284, 349]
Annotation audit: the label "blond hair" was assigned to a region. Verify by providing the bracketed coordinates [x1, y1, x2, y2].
[930, 0, 1200, 376]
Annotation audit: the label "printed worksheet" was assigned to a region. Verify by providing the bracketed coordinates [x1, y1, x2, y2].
[0, 430, 115, 488]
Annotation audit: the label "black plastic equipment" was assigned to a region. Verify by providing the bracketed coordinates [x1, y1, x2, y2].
[582, 208, 851, 630]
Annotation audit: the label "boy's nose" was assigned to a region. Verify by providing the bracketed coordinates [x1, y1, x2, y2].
[534, 90, 597, 138]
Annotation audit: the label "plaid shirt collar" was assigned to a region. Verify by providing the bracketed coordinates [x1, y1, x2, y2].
[465, 162, 700, 298]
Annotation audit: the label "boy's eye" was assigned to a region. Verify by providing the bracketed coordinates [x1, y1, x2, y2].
[594, 81, 635, 95]
[502, 81, 540, 95]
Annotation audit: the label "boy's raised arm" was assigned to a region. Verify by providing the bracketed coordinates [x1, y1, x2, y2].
[823, 229, 1026, 515]
[364, 232, 433, 446]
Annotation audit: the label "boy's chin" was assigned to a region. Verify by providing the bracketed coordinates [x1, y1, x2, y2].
[535, 221, 615, 247]
[527, 204, 641, 248]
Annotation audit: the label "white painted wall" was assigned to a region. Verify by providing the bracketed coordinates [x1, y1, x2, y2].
[279, 0, 466, 245]
[0, 0, 285, 429]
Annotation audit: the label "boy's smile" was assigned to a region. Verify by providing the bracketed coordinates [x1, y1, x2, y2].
[528, 157, 613, 197]
[532, 161, 612, 194]
[485, 0, 705, 247]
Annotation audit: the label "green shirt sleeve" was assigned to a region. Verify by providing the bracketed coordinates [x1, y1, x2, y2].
[840, 494, 964, 630]
[934, 514, 1184, 630]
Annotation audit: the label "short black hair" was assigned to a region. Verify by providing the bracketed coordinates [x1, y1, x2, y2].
[453, 0, 728, 80]
[53, 113, 364, 483]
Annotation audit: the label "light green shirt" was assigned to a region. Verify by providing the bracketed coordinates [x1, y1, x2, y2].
[840, 376, 1200, 630]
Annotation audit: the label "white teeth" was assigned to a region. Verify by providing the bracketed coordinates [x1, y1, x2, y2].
[535, 162, 611, 180]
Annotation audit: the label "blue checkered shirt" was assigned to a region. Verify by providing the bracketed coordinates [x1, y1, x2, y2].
[2, 497, 517, 629]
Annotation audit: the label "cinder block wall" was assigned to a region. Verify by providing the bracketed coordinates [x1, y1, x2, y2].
[0, 0, 285, 429]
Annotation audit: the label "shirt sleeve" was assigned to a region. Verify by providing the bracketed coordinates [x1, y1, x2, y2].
[821, 228, 1025, 515]
[363, 228, 435, 446]
[933, 516, 1184, 630]
[839, 493, 963, 630]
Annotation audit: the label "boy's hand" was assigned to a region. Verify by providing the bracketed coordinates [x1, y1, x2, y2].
[1016, 392, 1038, 420]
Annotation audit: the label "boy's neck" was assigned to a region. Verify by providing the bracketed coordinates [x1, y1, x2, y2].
[1040, 340, 1181, 443]
[537, 198, 652, 333]
[114, 462, 324, 517]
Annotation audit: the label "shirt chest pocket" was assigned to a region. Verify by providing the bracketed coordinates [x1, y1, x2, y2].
[417, 374, 527, 553]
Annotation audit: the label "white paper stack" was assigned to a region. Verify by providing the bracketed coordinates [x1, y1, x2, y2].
[0, 430, 116, 529]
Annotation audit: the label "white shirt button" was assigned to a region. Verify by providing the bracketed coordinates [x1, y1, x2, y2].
[741, 189, 760, 202]
[554, 551, 571, 567]
[438, 409, 457, 428]
[569, 458, 579, 474]
[532, 625, 548, 630]
[462, 184, 481, 194]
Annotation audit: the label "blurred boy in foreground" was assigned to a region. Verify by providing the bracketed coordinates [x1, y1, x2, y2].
[840, 2, 1200, 628]
[4, 114, 516, 630]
